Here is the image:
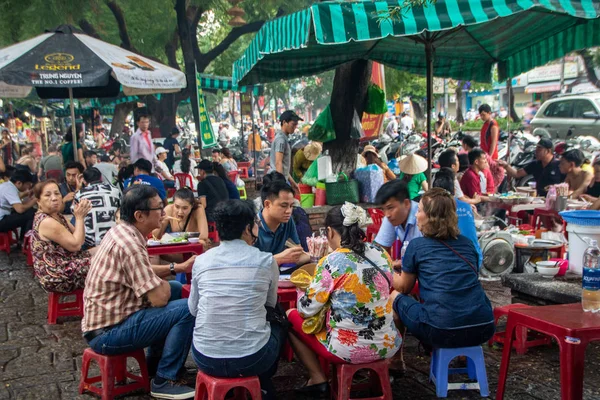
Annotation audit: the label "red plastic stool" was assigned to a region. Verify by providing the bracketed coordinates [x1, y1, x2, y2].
[238, 167, 249, 179]
[47, 289, 84, 324]
[0, 230, 17, 255]
[208, 222, 219, 243]
[23, 234, 33, 266]
[194, 370, 262, 400]
[182, 284, 190, 299]
[330, 359, 393, 400]
[489, 303, 552, 355]
[79, 348, 150, 400]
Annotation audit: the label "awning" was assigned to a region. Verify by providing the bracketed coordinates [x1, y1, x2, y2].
[525, 79, 576, 94]
[198, 74, 263, 96]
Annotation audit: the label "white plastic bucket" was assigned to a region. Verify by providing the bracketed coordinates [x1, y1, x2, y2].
[566, 224, 600, 275]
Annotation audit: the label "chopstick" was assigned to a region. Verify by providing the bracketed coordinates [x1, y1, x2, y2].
[285, 239, 300, 248]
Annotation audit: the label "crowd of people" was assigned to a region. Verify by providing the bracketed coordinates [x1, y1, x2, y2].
[4, 102, 591, 400]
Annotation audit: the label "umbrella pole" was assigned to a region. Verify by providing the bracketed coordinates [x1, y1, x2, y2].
[69, 88, 78, 162]
[425, 38, 433, 184]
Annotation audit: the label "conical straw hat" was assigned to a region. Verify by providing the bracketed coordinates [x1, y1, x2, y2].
[399, 153, 428, 175]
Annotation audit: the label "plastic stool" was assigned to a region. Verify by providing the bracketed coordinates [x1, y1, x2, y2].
[0, 230, 17, 255]
[23, 233, 33, 266]
[79, 348, 149, 400]
[489, 304, 552, 355]
[238, 167, 249, 179]
[331, 359, 393, 400]
[238, 186, 247, 200]
[208, 222, 219, 243]
[429, 346, 489, 398]
[47, 289, 84, 324]
[194, 370, 262, 400]
[182, 284, 190, 299]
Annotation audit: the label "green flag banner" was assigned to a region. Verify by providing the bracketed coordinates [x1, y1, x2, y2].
[196, 82, 218, 148]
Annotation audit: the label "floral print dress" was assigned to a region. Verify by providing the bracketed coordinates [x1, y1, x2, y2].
[297, 243, 401, 363]
[31, 212, 90, 293]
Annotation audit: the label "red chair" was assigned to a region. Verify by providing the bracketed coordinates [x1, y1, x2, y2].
[366, 208, 384, 242]
[227, 171, 239, 183]
[532, 208, 566, 232]
[0, 232, 15, 255]
[166, 188, 176, 199]
[329, 359, 393, 400]
[237, 161, 251, 170]
[23, 233, 33, 266]
[174, 173, 195, 189]
[238, 167, 249, 179]
[489, 304, 552, 354]
[79, 348, 150, 400]
[47, 289, 84, 324]
[45, 169, 64, 182]
[208, 222, 219, 243]
[194, 370, 262, 400]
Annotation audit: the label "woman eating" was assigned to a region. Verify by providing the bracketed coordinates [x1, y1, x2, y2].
[154, 188, 208, 244]
[392, 188, 494, 349]
[30, 180, 93, 293]
[398, 153, 428, 201]
[188, 200, 282, 400]
[287, 203, 401, 396]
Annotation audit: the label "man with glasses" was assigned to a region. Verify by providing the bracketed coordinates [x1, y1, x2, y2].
[269, 110, 302, 194]
[60, 161, 84, 215]
[82, 185, 196, 399]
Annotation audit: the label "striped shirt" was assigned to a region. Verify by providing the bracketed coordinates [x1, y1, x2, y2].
[82, 222, 163, 332]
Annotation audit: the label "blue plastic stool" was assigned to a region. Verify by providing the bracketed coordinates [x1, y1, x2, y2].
[429, 346, 489, 398]
[175, 272, 187, 284]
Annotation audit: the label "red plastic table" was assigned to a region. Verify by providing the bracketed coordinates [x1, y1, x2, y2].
[147, 242, 204, 284]
[277, 287, 298, 311]
[496, 303, 600, 400]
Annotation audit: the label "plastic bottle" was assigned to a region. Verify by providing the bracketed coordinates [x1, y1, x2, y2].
[582, 239, 600, 312]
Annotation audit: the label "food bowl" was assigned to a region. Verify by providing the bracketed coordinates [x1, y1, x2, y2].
[147, 239, 161, 246]
[536, 261, 560, 278]
[188, 237, 200, 244]
[278, 274, 295, 288]
[187, 232, 200, 238]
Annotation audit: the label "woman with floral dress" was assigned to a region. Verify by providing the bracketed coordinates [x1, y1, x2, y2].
[30, 180, 92, 293]
[287, 203, 401, 396]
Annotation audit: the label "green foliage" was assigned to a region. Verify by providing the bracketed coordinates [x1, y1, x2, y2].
[384, 67, 427, 100]
[449, 117, 521, 132]
[297, 71, 334, 111]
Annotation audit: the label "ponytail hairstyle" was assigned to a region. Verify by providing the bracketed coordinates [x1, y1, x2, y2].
[325, 202, 367, 255]
[181, 148, 191, 174]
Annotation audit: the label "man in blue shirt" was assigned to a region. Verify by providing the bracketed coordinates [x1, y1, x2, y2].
[163, 127, 181, 170]
[128, 159, 167, 204]
[255, 179, 310, 266]
[374, 180, 422, 269]
[432, 167, 483, 265]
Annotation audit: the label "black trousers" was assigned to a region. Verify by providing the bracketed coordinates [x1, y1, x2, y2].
[0, 208, 35, 239]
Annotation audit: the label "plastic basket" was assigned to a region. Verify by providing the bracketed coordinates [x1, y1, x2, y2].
[326, 172, 359, 205]
[559, 210, 600, 226]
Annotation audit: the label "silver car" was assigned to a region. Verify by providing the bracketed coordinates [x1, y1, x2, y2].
[530, 93, 600, 139]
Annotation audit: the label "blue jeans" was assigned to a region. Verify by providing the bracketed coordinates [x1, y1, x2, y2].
[88, 298, 195, 381]
[192, 323, 283, 400]
[168, 280, 182, 301]
[394, 294, 495, 348]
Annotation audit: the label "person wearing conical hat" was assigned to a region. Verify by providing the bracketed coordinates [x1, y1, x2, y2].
[362, 145, 396, 182]
[292, 141, 322, 181]
[398, 154, 428, 200]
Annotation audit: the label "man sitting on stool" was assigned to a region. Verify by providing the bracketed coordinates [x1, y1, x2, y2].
[82, 185, 196, 399]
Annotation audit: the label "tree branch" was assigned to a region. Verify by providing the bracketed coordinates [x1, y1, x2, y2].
[196, 20, 265, 72]
[106, 0, 136, 52]
[78, 19, 102, 39]
[577, 49, 600, 89]
[164, 29, 180, 70]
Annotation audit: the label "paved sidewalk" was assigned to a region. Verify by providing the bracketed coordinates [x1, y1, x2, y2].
[2, 251, 600, 399]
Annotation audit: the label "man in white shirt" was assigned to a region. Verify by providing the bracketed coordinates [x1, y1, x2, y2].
[94, 154, 119, 185]
[385, 116, 399, 139]
[400, 112, 415, 132]
[0, 170, 36, 241]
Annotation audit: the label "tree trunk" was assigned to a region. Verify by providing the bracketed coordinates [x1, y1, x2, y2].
[577, 49, 600, 88]
[110, 102, 136, 137]
[455, 83, 464, 124]
[411, 100, 424, 121]
[325, 59, 372, 175]
[506, 78, 520, 122]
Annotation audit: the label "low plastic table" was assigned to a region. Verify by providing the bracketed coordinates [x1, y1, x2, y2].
[147, 242, 204, 283]
[496, 303, 600, 400]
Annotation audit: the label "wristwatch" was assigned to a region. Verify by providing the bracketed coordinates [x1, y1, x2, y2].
[169, 262, 176, 276]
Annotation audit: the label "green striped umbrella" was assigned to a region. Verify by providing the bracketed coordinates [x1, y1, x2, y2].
[233, 0, 600, 85]
[232, 0, 599, 181]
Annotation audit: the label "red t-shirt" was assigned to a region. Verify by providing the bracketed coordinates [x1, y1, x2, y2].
[480, 119, 499, 160]
[460, 167, 483, 198]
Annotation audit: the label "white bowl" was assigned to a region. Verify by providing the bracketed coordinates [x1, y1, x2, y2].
[188, 237, 200, 244]
[536, 261, 560, 278]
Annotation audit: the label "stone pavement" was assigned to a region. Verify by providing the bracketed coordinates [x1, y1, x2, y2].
[2, 250, 600, 400]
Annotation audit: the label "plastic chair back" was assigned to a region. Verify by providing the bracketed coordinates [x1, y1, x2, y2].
[45, 169, 64, 182]
[367, 208, 384, 226]
[174, 173, 194, 189]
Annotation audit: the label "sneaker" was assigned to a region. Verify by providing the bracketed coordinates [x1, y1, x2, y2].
[150, 379, 195, 399]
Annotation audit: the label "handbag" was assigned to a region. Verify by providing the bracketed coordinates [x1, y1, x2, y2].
[325, 172, 359, 205]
